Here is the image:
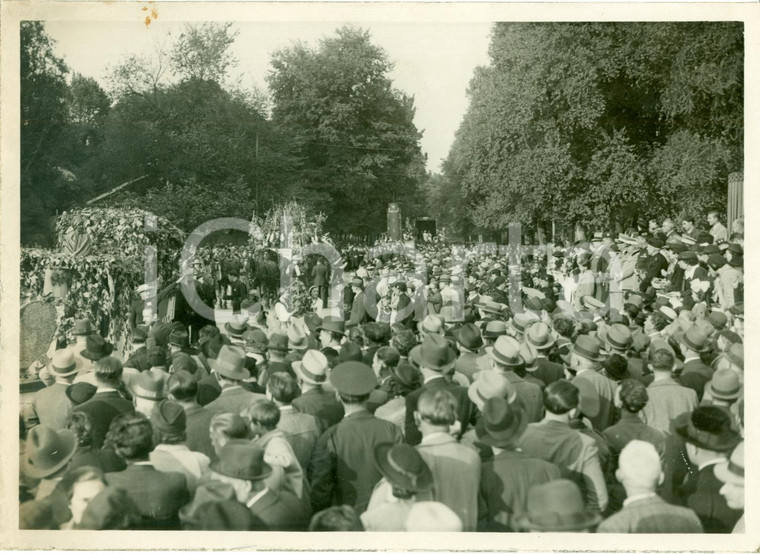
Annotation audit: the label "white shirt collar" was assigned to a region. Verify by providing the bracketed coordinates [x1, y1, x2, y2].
[246, 487, 269, 508]
[698, 457, 725, 471]
[623, 492, 657, 507]
[420, 431, 451, 445]
[96, 387, 119, 393]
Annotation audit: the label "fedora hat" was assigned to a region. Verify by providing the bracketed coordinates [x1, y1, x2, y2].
[680, 326, 710, 353]
[604, 323, 632, 351]
[131, 371, 166, 400]
[210, 440, 272, 482]
[390, 362, 422, 390]
[22, 426, 77, 479]
[418, 315, 445, 336]
[581, 296, 605, 311]
[624, 293, 644, 309]
[475, 396, 527, 448]
[453, 323, 483, 350]
[714, 442, 744, 486]
[707, 311, 728, 331]
[525, 322, 555, 350]
[483, 301, 508, 316]
[706, 369, 742, 401]
[80, 334, 114, 361]
[317, 315, 346, 337]
[468, 371, 516, 410]
[482, 320, 508, 339]
[47, 349, 81, 377]
[168, 330, 190, 349]
[675, 406, 741, 452]
[266, 333, 290, 352]
[516, 479, 602, 532]
[520, 341, 538, 369]
[330, 361, 377, 396]
[524, 296, 544, 312]
[410, 335, 456, 371]
[509, 313, 537, 336]
[287, 324, 309, 351]
[659, 306, 677, 323]
[490, 336, 524, 367]
[571, 335, 606, 362]
[224, 319, 248, 338]
[65, 382, 97, 405]
[152, 399, 187, 435]
[210, 345, 249, 381]
[349, 277, 364, 288]
[374, 443, 433, 493]
[647, 235, 665, 249]
[73, 319, 95, 336]
[725, 343, 744, 370]
[292, 350, 329, 385]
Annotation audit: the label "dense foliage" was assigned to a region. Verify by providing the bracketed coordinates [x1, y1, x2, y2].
[436, 22, 743, 240]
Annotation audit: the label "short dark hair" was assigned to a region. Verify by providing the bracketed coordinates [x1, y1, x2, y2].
[267, 372, 299, 404]
[243, 399, 280, 430]
[94, 356, 123, 387]
[650, 312, 669, 332]
[417, 388, 457, 426]
[624, 304, 641, 319]
[619, 379, 648, 413]
[391, 330, 417, 357]
[199, 325, 220, 343]
[650, 349, 675, 372]
[309, 505, 364, 531]
[543, 379, 579, 415]
[375, 346, 400, 369]
[363, 322, 385, 344]
[67, 411, 93, 447]
[106, 412, 154, 460]
[167, 370, 198, 402]
[553, 317, 575, 338]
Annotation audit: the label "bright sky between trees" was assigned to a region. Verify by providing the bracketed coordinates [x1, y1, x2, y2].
[45, 20, 493, 174]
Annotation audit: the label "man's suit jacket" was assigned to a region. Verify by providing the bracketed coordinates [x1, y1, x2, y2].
[519, 420, 608, 513]
[640, 378, 698, 434]
[597, 495, 703, 533]
[278, 406, 320, 470]
[25, 382, 72, 430]
[125, 346, 149, 372]
[347, 291, 371, 328]
[203, 386, 265, 416]
[312, 264, 329, 287]
[679, 359, 714, 401]
[478, 449, 561, 531]
[106, 463, 190, 529]
[646, 252, 669, 282]
[247, 488, 310, 531]
[74, 391, 135, 448]
[676, 464, 743, 533]
[404, 376, 476, 446]
[416, 433, 481, 532]
[308, 409, 402, 514]
[292, 387, 344, 433]
[534, 356, 565, 386]
[503, 371, 544, 423]
[572, 369, 617, 431]
[454, 352, 484, 383]
[184, 403, 216, 458]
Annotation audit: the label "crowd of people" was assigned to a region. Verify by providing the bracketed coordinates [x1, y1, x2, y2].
[19, 213, 745, 533]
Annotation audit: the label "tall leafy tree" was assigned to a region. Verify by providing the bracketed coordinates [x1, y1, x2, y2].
[268, 25, 426, 236]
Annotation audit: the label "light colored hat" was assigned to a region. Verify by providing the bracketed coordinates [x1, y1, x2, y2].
[292, 350, 329, 385]
[468, 371, 516, 410]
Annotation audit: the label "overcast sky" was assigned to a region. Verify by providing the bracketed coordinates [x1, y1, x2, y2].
[45, 20, 493, 173]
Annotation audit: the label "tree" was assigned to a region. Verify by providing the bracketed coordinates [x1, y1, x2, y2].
[20, 21, 71, 245]
[268, 25, 426, 236]
[443, 22, 743, 237]
[170, 22, 239, 84]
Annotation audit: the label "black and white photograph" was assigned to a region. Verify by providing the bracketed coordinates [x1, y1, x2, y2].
[1, 1, 757, 550]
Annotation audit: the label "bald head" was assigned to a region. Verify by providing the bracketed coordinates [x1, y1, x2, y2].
[617, 440, 662, 491]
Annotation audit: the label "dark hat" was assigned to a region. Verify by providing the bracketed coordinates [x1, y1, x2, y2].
[330, 361, 377, 396]
[303, 313, 323, 334]
[65, 382, 97, 405]
[571, 335, 606, 362]
[266, 333, 290, 352]
[147, 346, 167, 367]
[349, 277, 364, 288]
[516, 479, 602, 532]
[699, 244, 721, 255]
[647, 236, 665, 249]
[665, 243, 687, 253]
[602, 353, 631, 381]
[225, 319, 248, 338]
[707, 254, 727, 270]
[22, 426, 77, 479]
[316, 316, 346, 337]
[170, 352, 198, 375]
[47, 349, 81, 377]
[729, 302, 744, 318]
[391, 280, 408, 293]
[524, 296, 544, 312]
[727, 243, 743, 256]
[390, 361, 422, 390]
[131, 326, 148, 344]
[80, 334, 114, 361]
[73, 319, 95, 336]
[453, 323, 483, 350]
[696, 231, 714, 244]
[675, 406, 740, 452]
[151, 399, 187, 435]
[680, 326, 710, 353]
[409, 335, 456, 371]
[131, 371, 166, 400]
[728, 254, 743, 268]
[192, 500, 262, 531]
[210, 345, 249, 380]
[719, 329, 742, 346]
[475, 397, 527, 448]
[339, 341, 364, 363]
[168, 330, 190, 349]
[210, 440, 272, 482]
[678, 251, 698, 263]
[374, 443, 433, 493]
[150, 322, 174, 348]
